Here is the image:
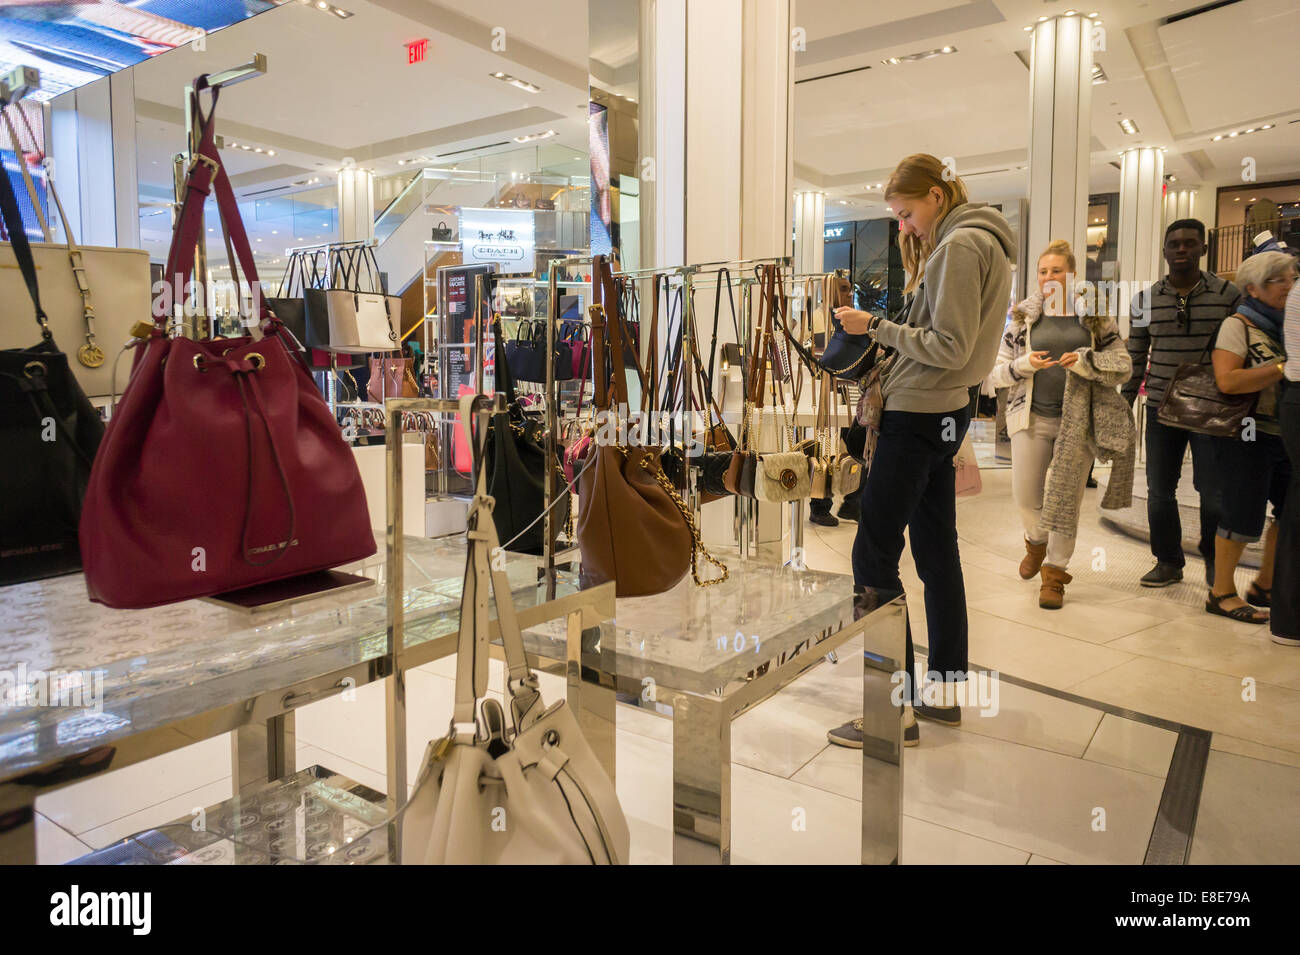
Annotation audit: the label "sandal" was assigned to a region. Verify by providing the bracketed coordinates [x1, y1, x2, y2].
[1206, 590, 1270, 624]
[1246, 582, 1272, 608]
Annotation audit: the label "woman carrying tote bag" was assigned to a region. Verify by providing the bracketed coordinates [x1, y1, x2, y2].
[823, 154, 1014, 750]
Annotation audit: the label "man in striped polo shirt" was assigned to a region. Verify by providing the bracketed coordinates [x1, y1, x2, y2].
[1123, 219, 1242, 587]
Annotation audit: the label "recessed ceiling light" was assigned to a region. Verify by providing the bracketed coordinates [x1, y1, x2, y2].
[1234, 197, 1240, 202]
[881, 45, 957, 65]
[513, 129, 557, 143]
[1118, 118, 1139, 134]
[490, 72, 542, 93]
[1023, 25, 1033, 32]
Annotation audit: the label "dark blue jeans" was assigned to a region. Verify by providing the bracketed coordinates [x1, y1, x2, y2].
[852, 406, 970, 704]
[1144, 413, 1222, 567]
[1273, 386, 1300, 642]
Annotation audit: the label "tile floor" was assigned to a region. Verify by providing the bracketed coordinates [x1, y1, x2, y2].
[34, 468, 1300, 864]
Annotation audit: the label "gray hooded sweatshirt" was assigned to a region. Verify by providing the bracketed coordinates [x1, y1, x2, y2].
[871, 202, 1015, 413]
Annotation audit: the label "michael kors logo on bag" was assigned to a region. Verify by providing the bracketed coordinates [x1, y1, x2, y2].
[780, 469, 798, 489]
[246, 538, 300, 556]
[1, 542, 65, 558]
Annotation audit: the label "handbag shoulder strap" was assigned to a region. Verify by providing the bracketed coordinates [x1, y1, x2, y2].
[162, 78, 266, 333]
[2, 108, 50, 242]
[0, 121, 51, 340]
[492, 315, 519, 406]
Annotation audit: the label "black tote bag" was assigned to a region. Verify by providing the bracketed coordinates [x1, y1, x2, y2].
[485, 319, 570, 554]
[0, 144, 104, 584]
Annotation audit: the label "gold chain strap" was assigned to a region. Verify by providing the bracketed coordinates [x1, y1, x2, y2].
[617, 446, 729, 587]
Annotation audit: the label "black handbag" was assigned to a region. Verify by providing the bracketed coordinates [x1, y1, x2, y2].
[431, 220, 454, 241]
[1156, 317, 1259, 437]
[815, 273, 874, 381]
[486, 320, 570, 554]
[0, 149, 104, 585]
[504, 319, 574, 384]
[698, 450, 733, 497]
[265, 248, 321, 352]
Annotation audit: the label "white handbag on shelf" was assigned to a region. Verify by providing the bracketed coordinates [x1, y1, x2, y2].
[324, 245, 401, 353]
[401, 395, 629, 865]
[0, 107, 150, 398]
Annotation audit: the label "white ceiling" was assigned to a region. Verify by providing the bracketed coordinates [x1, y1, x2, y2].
[795, 0, 1300, 222]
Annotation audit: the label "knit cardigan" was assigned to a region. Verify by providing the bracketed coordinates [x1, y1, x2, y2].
[1041, 346, 1137, 534]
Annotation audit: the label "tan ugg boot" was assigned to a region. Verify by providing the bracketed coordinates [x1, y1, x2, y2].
[1039, 564, 1072, 610]
[1020, 538, 1047, 580]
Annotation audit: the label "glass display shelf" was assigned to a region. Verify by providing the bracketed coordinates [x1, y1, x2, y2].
[66, 765, 389, 866]
[0, 537, 577, 779]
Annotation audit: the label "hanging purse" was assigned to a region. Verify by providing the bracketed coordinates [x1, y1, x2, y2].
[77, 77, 376, 609]
[750, 266, 811, 504]
[577, 259, 726, 596]
[505, 318, 574, 384]
[817, 271, 874, 381]
[402, 393, 629, 865]
[1156, 316, 1258, 437]
[0, 106, 150, 400]
[323, 245, 401, 353]
[265, 248, 316, 353]
[0, 129, 104, 585]
[560, 319, 590, 381]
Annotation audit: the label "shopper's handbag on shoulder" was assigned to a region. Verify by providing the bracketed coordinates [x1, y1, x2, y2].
[77, 77, 375, 609]
[402, 393, 628, 865]
[0, 107, 150, 400]
[1156, 317, 1258, 438]
[0, 130, 104, 585]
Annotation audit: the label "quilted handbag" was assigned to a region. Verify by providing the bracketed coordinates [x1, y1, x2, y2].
[402, 393, 629, 865]
[77, 77, 375, 609]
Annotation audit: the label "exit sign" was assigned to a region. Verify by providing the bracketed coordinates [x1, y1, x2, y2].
[407, 38, 428, 64]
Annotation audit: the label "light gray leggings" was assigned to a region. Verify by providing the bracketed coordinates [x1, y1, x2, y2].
[1011, 413, 1091, 571]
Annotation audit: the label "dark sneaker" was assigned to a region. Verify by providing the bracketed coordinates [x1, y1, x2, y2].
[836, 500, 860, 523]
[827, 717, 920, 748]
[1140, 562, 1184, 588]
[1271, 632, 1300, 647]
[916, 703, 961, 726]
[809, 511, 839, 527]
[827, 718, 863, 748]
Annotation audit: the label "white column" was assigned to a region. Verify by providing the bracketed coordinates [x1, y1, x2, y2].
[640, 0, 793, 549]
[337, 165, 375, 243]
[1164, 185, 1208, 270]
[1025, 13, 1093, 298]
[1117, 146, 1165, 335]
[793, 190, 825, 275]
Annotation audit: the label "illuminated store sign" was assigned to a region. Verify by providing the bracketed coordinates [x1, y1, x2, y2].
[824, 226, 845, 239]
[407, 38, 428, 64]
[458, 208, 535, 272]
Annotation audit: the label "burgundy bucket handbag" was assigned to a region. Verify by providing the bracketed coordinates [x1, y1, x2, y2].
[78, 77, 375, 608]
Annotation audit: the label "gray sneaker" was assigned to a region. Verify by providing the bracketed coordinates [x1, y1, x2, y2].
[827, 718, 920, 748]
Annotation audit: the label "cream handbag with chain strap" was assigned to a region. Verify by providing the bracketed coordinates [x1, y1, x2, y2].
[401, 394, 629, 865]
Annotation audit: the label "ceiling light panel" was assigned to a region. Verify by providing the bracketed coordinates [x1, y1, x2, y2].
[881, 45, 956, 66]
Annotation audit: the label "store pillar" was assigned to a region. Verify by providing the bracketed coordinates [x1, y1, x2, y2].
[1117, 146, 1165, 335]
[1165, 185, 1208, 270]
[47, 71, 139, 249]
[793, 190, 825, 275]
[1024, 12, 1094, 300]
[639, 0, 794, 549]
[337, 164, 375, 243]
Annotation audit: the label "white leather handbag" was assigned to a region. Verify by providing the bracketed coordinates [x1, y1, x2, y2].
[324, 245, 400, 353]
[0, 108, 149, 398]
[401, 395, 630, 865]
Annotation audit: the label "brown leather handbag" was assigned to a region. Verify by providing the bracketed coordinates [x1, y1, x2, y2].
[1156, 316, 1258, 437]
[368, 350, 419, 402]
[576, 258, 727, 596]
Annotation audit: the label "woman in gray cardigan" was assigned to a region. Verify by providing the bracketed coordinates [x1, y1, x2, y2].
[989, 240, 1132, 608]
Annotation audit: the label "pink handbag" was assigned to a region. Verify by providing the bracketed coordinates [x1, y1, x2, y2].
[954, 432, 982, 498]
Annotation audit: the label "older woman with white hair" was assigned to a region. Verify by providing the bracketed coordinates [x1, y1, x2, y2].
[1206, 250, 1297, 623]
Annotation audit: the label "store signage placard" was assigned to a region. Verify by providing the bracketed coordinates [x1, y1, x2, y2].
[459, 208, 535, 272]
[824, 226, 846, 239]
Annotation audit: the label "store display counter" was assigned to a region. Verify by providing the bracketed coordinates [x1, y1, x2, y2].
[0, 537, 615, 864]
[523, 559, 907, 865]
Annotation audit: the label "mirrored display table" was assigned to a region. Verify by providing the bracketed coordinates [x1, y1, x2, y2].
[0, 536, 615, 864]
[523, 556, 907, 865]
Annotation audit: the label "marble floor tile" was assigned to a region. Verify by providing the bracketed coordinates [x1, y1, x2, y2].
[947, 680, 1104, 758]
[1108, 618, 1300, 688]
[1210, 733, 1300, 769]
[36, 812, 92, 865]
[1070, 657, 1300, 753]
[1082, 714, 1178, 778]
[964, 610, 1135, 689]
[1026, 854, 1067, 864]
[901, 815, 1031, 865]
[79, 777, 233, 850]
[37, 732, 232, 836]
[1190, 751, 1300, 865]
[968, 592, 1168, 645]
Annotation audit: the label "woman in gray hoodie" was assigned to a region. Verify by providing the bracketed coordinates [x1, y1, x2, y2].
[825, 154, 1014, 750]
